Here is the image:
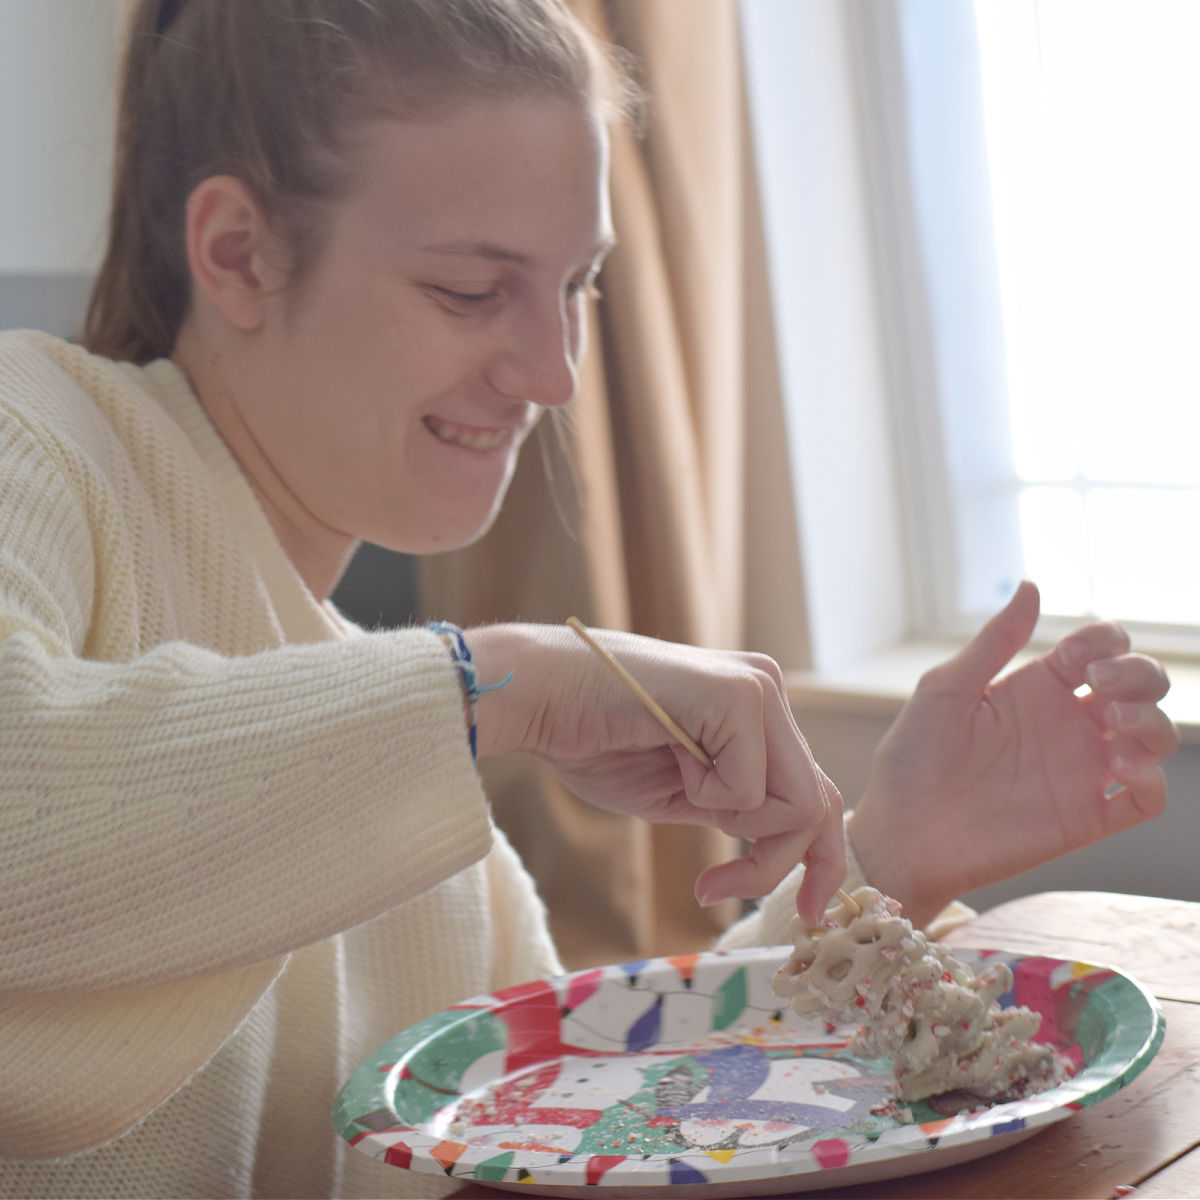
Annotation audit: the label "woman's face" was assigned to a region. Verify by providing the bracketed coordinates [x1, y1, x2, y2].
[217, 95, 613, 581]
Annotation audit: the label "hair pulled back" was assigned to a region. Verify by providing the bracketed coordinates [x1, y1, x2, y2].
[83, 0, 636, 364]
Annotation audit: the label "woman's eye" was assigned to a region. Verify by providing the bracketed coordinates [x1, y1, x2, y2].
[429, 286, 501, 311]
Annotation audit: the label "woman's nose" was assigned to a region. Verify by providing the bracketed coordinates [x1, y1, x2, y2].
[487, 305, 579, 409]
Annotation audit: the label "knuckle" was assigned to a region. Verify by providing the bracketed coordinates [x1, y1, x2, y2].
[1152, 658, 1172, 694]
[728, 668, 769, 711]
[746, 651, 786, 689]
[824, 778, 844, 814]
[1104, 620, 1132, 649]
[915, 662, 954, 695]
[1162, 721, 1183, 755]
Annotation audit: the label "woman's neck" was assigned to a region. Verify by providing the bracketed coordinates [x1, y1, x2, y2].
[170, 319, 357, 600]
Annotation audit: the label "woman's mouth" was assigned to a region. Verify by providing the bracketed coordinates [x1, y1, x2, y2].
[423, 415, 513, 452]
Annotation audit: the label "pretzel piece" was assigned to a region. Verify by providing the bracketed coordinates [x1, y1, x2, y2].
[773, 886, 1070, 1101]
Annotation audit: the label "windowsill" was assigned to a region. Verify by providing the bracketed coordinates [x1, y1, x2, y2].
[786, 641, 1200, 746]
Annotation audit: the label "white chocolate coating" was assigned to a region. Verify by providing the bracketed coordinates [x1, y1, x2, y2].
[772, 887, 1070, 1101]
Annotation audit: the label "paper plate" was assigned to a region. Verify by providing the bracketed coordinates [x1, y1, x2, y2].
[333, 946, 1163, 1197]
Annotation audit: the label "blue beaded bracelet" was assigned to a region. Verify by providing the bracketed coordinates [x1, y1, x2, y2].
[429, 621, 513, 760]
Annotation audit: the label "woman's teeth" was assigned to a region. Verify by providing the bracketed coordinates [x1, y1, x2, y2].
[425, 416, 509, 452]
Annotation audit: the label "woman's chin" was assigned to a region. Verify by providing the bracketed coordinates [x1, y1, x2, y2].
[376, 510, 505, 556]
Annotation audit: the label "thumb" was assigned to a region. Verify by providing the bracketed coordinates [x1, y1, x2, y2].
[932, 580, 1041, 696]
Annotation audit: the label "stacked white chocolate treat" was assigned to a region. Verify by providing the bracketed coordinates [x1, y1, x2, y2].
[772, 887, 1070, 1102]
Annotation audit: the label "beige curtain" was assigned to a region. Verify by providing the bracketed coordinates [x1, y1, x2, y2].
[417, 0, 808, 968]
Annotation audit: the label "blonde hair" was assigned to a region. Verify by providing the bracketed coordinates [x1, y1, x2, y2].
[83, 0, 637, 364]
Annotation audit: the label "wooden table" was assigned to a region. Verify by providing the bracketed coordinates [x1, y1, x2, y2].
[801, 891, 1200, 1200]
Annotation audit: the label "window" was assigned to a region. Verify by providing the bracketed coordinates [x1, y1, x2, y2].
[742, 0, 1200, 664]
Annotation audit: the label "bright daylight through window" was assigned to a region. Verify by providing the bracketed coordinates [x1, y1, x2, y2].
[743, 0, 1200, 659]
[974, 0, 1200, 633]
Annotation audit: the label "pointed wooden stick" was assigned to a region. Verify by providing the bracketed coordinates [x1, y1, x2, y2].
[566, 617, 863, 921]
[566, 616, 714, 768]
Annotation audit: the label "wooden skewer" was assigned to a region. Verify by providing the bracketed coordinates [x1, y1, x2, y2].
[565, 617, 864, 921]
[566, 616, 714, 768]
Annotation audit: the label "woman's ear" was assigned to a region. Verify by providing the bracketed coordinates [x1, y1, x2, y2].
[183, 175, 286, 332]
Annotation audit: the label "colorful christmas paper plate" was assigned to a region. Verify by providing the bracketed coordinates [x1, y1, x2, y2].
[333, 946, 1163, 1198]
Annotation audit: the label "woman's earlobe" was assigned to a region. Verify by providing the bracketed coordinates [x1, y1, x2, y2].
[184, 176, 279, 331]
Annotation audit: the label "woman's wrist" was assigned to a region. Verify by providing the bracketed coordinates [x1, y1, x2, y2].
[845, 802, 948, 930]
[430, 621, 518, 760]
[462, 623, 564, 759]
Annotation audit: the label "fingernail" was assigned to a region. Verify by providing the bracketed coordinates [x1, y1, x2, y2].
[1111, 758, 1135, 782]
[1113, 756, 1153, 781]
[1108, 701, 1137, 730]
[1087, 661, 1118, 689]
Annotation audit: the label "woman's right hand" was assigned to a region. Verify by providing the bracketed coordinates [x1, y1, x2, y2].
[846, 582, 1177, 928]
[468, 623, 845, 925]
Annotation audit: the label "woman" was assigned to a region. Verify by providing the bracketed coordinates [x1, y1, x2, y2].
[0, 1, 1176, 1196]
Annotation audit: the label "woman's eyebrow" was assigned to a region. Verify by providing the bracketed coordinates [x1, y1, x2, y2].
[421, 239, 533, 265]
[420, 235, 617, 266]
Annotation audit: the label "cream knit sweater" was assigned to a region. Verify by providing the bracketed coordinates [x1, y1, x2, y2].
[0, 330, 867, 1199]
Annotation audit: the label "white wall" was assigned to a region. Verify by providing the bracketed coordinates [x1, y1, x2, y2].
[0, 0, 122, 274]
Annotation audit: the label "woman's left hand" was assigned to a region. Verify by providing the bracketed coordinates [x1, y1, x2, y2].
[847, 581, 1179, 928]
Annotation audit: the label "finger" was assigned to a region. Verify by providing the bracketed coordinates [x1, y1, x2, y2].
[1043, 622, 1132, 690]
[693, 663, 824, 817]
[792, 791, 847, 926]
[687, 674, 769, 813]
[1101, 703, 1181, 759]
[695, 774, 843, 910]
[1085, 653, 1171, 703]
[741, 649, 788, 695]
[1107, 759, 1169, 822]
[743, 648, 804, 747]
[922, 580, 1040, 698]
[1106, 728, 1180, 777]
[710, 755, 845, 839]
[711, 796, 825, 840]
[695, 827, 821, 908]
[758, 685, 837, 819]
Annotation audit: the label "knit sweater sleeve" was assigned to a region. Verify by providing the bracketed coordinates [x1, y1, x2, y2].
[0, 343, 494, 996]
[0, 630, 493, 993]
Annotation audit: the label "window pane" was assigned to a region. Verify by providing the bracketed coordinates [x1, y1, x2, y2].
[1089, 487, 1200, 624]
[977, 0, 1200, 493]
[1018, 487, 1089, 616]
[747, 0, 1200, 643]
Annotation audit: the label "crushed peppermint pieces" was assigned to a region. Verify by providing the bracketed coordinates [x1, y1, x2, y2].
[772, 886, 1073, 1103]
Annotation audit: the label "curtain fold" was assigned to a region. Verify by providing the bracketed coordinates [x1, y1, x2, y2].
[416, 0, 801, 968]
